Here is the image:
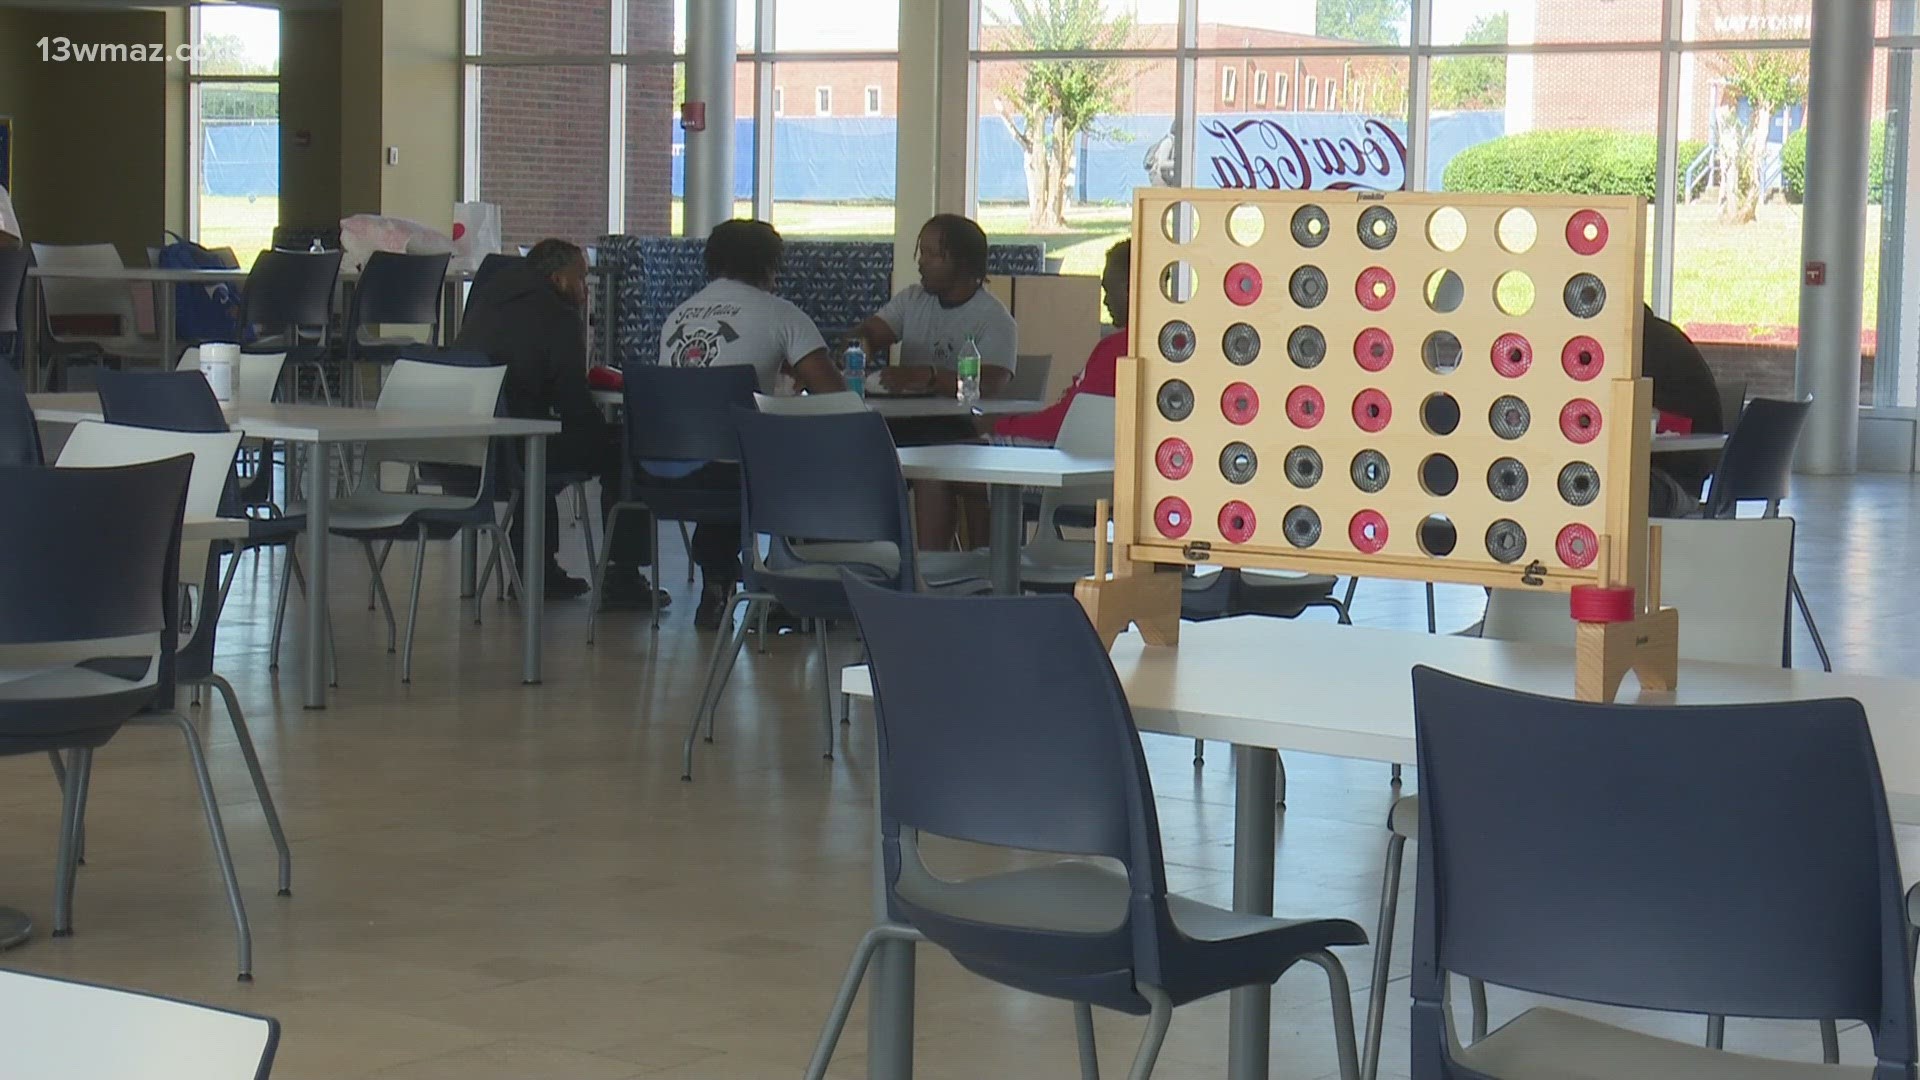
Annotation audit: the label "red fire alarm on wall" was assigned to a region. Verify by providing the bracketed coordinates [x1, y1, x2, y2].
[680, 102, 706, 132]
[1805, 260, 1827, 286]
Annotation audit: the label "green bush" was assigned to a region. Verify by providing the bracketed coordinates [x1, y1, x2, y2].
[1441, 129, 1702, 201]
[1781, 123, 1885, 204]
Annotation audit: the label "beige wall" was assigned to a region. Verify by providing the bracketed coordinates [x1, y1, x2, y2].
[0, 9, 184, 264]
[339, 0, 385, 218]
[337, 0, 459, 230]
[281, 8, 344, 228]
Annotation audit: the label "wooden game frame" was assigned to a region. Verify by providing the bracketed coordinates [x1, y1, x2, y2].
[1076, 188, 1676, 702]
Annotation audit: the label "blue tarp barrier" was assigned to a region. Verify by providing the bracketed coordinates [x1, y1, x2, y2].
[201, 121, 278, 198]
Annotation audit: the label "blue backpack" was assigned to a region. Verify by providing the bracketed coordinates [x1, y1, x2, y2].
[156, 231, 243, 344]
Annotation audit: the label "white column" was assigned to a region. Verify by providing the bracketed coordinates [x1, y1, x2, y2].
[892, 0, 971, 292]
[1794, 0, 1875, 473]
[684, 0, 737, 237]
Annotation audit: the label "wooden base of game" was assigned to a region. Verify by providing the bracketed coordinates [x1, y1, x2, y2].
[1575, 606, 1680, 702]
[1075, 498, 1183, 649]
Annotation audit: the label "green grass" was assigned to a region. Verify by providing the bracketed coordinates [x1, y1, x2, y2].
[198, 194, 279, 268]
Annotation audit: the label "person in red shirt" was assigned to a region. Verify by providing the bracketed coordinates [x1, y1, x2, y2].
[993, 238, 1130, 446]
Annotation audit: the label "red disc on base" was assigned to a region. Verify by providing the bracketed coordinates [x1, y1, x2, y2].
[1569, 584, 1637, 623]
[1559, 398, 1603, 444]
[1356, 266, 1396, 311]
[1352, 388, 1392, 433]
[1225, 263, 1263, 307]
[1349, 510, 1389, 553]
[1155, 438, 1193, 480]
[1562, 336, 1604, 381]
[1222, 382, 1260, 425]
[1218, 501, 1257, 543]
[1154, 497, 1193, 540]
[1286, 386, 1325, 429]
[1491, 333, 1533, 378]
[1354, 328, 1394, 372]
[1556, 523, 1599, 568]
[1566, 210, 1609, 255]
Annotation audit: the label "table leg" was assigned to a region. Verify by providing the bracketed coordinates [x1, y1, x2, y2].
[304, 440, 331, 709]
[868, 755, 915, 1080]
[522, 434, 546, 685]
[459, 527, 478, 599]
[159, 284, 176, 369]
[987, 483, 1023, 595]
[1229, 745, 1278, 1080]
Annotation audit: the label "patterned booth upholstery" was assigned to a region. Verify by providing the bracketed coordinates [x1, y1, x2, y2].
[595, 235, 1047, 368]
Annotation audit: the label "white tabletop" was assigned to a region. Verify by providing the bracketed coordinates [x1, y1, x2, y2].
[26, 266, 470, 283]
[1652, 432, 1729, 453]
[30, 393, 561, 443]
[185, 516, 250, 542]
[590, 387, 1045, 420]
[894, 444, 1114, 489]
[843, 616, 1920, 805]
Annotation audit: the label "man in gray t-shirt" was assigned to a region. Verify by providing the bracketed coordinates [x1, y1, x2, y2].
[858, 214, 1017, 398]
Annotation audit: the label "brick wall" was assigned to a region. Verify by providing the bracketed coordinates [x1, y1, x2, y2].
[476, 0, 675, 247]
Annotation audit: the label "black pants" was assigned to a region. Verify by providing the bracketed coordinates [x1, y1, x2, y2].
[654, 463, 744, 585]
[511, 428, 650, 573]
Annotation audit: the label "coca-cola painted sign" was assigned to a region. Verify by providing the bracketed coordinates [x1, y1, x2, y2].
[1202, 117, 1410, 192]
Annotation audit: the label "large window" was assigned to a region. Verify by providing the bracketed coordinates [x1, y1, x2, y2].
[771, 62, 896, 239]
[192, 5, 279, 266]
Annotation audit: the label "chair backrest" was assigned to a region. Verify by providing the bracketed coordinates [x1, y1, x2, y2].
[468, 252, 523, 298]
[1483, 518, 1796, 666]
[1702, 396, 1811, 518]
[843, 577, 1170, 987]
[1409, 667, 1915, 1074]
[176, 346, 289, 405]
[0, 456, 190, 653]
[57, 421, 243, 581]
[752, 390, 867, 416]
[621, 363, 758, 466]
[29, 242, 137, 328]
[0, 353, 43, 466]
[1716, 377, 1748, 433]
[356, 358, 507, 492]
[733, 409, 917, 581]
[0, 246, 27, 337]
[1005, 354, 1052, 400]
[96, 370, 230, 432]
[1032, 394, 1116, 551]
[0, 968, 278, 1080]
[350, 250, 449, 338]
[241, 248, 342, 336]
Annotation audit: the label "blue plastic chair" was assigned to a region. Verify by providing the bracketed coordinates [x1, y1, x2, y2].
[241, 248, 342, 402]
[0, 247, 27, 374]
[679, 407, 993, 780]
[590, 364, 758, 643]
[0, 349, 44, 465]
[802, 578, 1367, 1080]
[92, 369, 327, 676]
[1407, 666, 1916, 1079]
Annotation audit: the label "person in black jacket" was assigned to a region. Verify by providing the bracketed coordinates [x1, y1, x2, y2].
[1642, 304, 1725, 504]
[455, 239, 662, 604]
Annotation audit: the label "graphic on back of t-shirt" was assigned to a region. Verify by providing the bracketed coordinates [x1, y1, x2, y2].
[665, 317, 741, 367]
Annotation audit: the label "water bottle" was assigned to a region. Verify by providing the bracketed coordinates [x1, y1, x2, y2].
[956, 336, 982, 407]
[844, 341, 866, 398]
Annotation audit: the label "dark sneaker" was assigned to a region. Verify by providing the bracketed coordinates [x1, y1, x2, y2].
[544, 568, 591, 599]
[602, 567, 672, 608]
[694, 590, 728, 631]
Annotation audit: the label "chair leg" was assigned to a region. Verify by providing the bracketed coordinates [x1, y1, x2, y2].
[1193, 739, 1204, 766]
[578, 487, 598, 578]
[1706, 1015, 1725, 1049]
[367, 540, 393, 610]
[1820, 1019, 1839, 1063]
[217, 543, 246, 611]
[678, 519, 695, 584]
[1342, 575, 1360, 611]
[362, 541, 397, 653]
[165, 712, 253, 980]
[650, 513, 663, 630]
[1074, 1002, 1101, 1080]
[1301, 952, 1363, 1080]
[52, 747, 89, 937]
[1424, 582, 1437, 634]
[1470, 977, 1488, 1042]
[1789, 573, 1833, 672]
[1124, 984, 1176, 1080]
[814, 619, 836, 761]
[400, 525, 428, 683]
[1361, 831, 1408, 1080]
[802, 924, 925, 1080]
[483, 526, 528, 627]
[684, 593, 755, 781]
[585, 504, 624, 645]
[208, 674, 292, 895]
[270, 546, 299, 671]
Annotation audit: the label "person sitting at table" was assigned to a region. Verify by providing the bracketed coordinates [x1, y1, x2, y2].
[855, 213, 1018, 549]
[991, 238, 1129, 447]
[454, 237, 663, 605]
[659, 218, 845, 628]
[1642, 304, 1725, 512]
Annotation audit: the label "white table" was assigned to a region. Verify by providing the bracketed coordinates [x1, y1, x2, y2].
[30, 394, 561, 709]
[589, 387, 1045, 420]
[1652, 432, 1730, 453]
[894, 445, 1114, 594]
[184, 517, 251, 543]
[842, 616, 1920, 1080]
[23, 265, 472, 391]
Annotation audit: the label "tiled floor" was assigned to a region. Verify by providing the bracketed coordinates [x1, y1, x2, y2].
[0, 474, 1915, 1078]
